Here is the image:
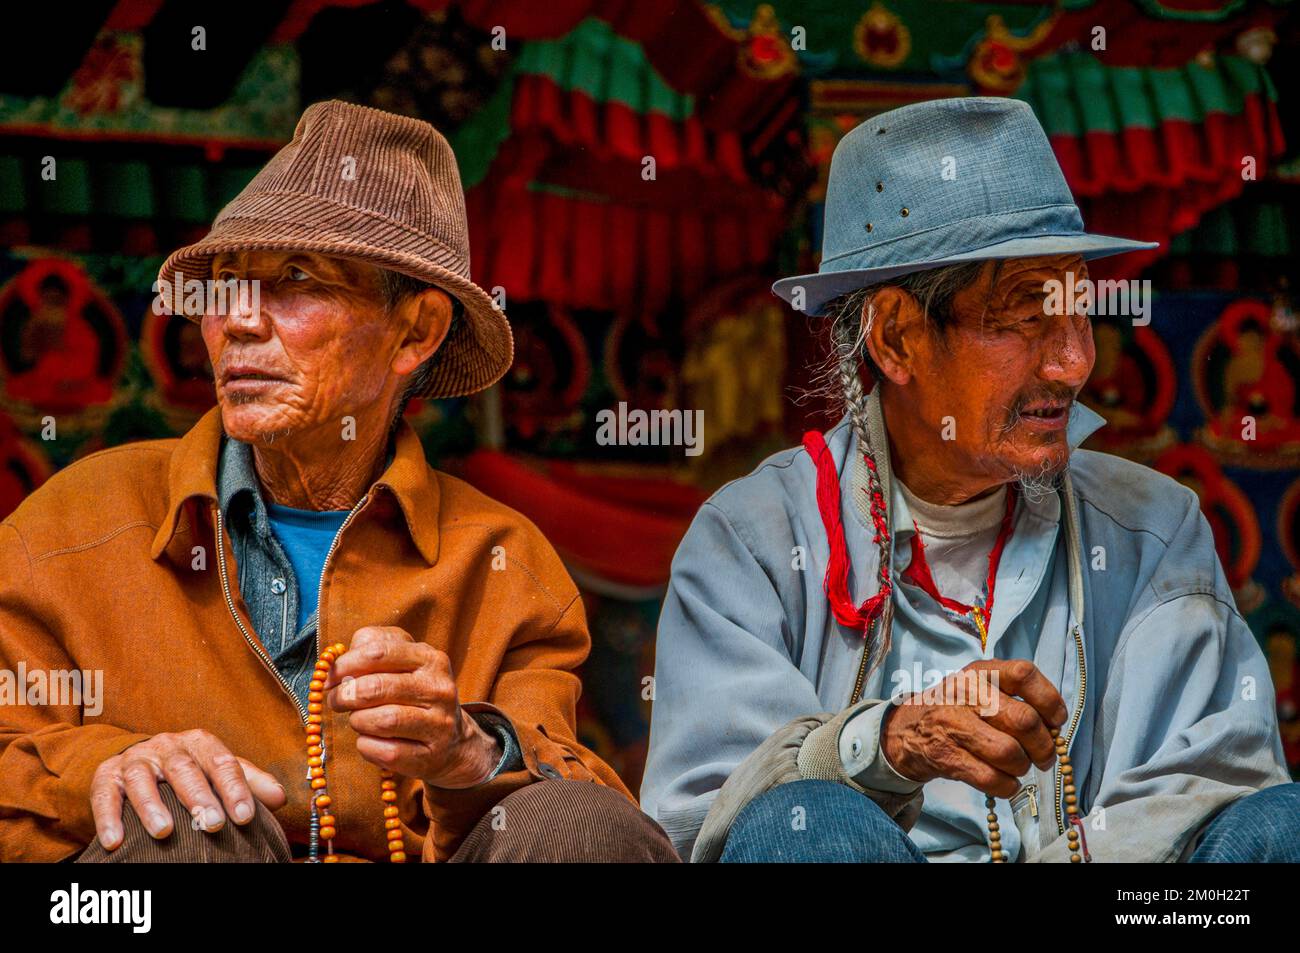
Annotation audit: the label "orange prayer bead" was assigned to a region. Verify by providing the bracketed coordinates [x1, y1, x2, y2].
[315, 795, 332, 809]
[311, 778, 327, 790]
[308, 756, 322, 767]
[319, 826, 336, 840]
[387, 839, 404, 852]
[323, 854, 340, 864]
[383, 806, 399, 818]
[308, 692, 324, 703]
[307, 714, 323, 725]
[380, 779, 397, 790]
[308, 702, 323, 714]
[309, 680, 325, 692]
[320, 815, 336, 828]
[385, 818, 401, 830]
[310, 767, 323, 779]
[308, 746, 322, 757]
[389, 852, 406, 863]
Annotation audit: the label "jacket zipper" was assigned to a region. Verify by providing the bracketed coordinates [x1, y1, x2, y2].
[848, 617, 875, 705]
[1054, 622, 1087, 835]
[213, 493, 371, 725]
[312, 492, 371, 663]
[215, 505, 309, 724]
[1012, 782, 1038, 819]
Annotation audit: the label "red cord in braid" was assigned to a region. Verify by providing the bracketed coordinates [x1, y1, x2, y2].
[803, 430, 892, 633]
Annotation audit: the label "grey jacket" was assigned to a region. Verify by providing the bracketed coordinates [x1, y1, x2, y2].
[641, 387, 1290, 862]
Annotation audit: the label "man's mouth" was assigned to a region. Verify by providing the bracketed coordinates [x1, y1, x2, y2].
[222, 366, 286, 392]
[1017, 400, 1070, 429]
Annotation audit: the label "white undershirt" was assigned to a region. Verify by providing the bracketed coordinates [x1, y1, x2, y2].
[897, 479, 1008, 607]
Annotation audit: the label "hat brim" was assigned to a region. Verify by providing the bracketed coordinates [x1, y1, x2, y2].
[771, 232, 1160, 317]
[157, 220, 512, 401]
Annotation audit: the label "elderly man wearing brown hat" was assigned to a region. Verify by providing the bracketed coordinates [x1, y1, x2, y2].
[0, 101, 677, 863]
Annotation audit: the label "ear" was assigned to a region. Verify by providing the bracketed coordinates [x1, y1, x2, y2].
[863, 286, 926, 386]
[390, 287, 453, 376]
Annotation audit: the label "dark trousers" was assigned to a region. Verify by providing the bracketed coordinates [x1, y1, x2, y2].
[76, 780, 680, 863]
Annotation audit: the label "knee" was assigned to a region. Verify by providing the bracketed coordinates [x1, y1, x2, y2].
[721, 779, 921, 863]
[453, 781, 679, 863]
[1196, 783, 1300, 863]
[77, 782, 289, 863]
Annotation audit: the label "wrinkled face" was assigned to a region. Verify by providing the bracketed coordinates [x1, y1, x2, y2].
[201, 250, 408, 444]
[912, 254, 1095, 485]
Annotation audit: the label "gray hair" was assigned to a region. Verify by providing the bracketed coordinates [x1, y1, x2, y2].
[378, 268, 463, 428]
[809, 259, 986, 676]
[816, 260, 987, 445]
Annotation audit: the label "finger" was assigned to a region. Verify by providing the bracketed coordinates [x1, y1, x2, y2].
[188, 738, 256, 826]
[119, 755, 174, 839]
[941, 745, 1022, 799]
[236, 757, 288, 810]
[979, 692, 1056, 771]
[328, 670, 449, 712]
[948, 708, 1033, 779]
[328, 638, 433, 686]
[355, 733, 431, 778]
[348, 703, 456, 744]
[90, 767, 126, 850]
[157, 744, 227, 833]
[971, 660, 1067, 728]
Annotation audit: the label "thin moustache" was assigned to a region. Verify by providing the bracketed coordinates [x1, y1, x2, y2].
[1015, 390, 1077, 413]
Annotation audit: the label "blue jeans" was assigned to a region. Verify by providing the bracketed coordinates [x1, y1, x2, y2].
[720, 779, 1300, 863]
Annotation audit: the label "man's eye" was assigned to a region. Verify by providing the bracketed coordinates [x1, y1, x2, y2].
[286, 267, 310, 281]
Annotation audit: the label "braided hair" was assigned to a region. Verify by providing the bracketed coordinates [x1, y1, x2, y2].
[816, 260, 987, 675]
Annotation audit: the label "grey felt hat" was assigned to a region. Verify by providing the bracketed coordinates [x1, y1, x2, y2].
[773, 97, 1157, 316]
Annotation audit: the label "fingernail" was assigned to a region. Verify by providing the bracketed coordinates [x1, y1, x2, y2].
[203, 807, 224, 830]
[101, 825, 121, 848]
[340, 678, 355, 703]
[146, 810, 170, 836]
[233, 801, 253, 823]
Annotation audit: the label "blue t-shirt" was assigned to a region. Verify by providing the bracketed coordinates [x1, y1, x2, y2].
[266, 503, 350, 633]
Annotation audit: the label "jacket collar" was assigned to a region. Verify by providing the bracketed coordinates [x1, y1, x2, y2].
[151, 406, 441, 565]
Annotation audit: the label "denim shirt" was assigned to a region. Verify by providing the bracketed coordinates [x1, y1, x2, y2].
[215, 435, 521, 780]
[642, 388, 1290, 862]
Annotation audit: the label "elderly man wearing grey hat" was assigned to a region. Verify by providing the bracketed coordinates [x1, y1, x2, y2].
[642, 97, 1298, 863]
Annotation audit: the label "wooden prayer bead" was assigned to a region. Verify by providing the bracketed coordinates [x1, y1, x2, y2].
[307, 644, 407, 863]
[988, 727, 1087, 863]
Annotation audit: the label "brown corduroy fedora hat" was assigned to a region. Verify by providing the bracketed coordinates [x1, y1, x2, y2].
[157, 100, 512, 400]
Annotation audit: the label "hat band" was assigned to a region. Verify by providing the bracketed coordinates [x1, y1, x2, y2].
[819, 203, 1085, 277]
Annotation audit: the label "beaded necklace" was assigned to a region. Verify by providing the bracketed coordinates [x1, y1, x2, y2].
[802, 429, 1091, 863]
[306, 642, 406, 863]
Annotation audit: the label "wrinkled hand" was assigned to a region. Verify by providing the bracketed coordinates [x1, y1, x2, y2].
[91, 730, 287, 850]
[881, 659, 1068, 798]
[325, 626, 502, 789]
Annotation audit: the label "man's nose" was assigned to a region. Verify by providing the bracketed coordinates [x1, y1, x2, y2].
[1040, 314, 1093, 387]
[216, 283, 269, 340]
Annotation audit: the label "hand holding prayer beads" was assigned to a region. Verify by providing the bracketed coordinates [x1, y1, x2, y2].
[308, 642, 406, 863]
[987, 727, 1087, 863]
